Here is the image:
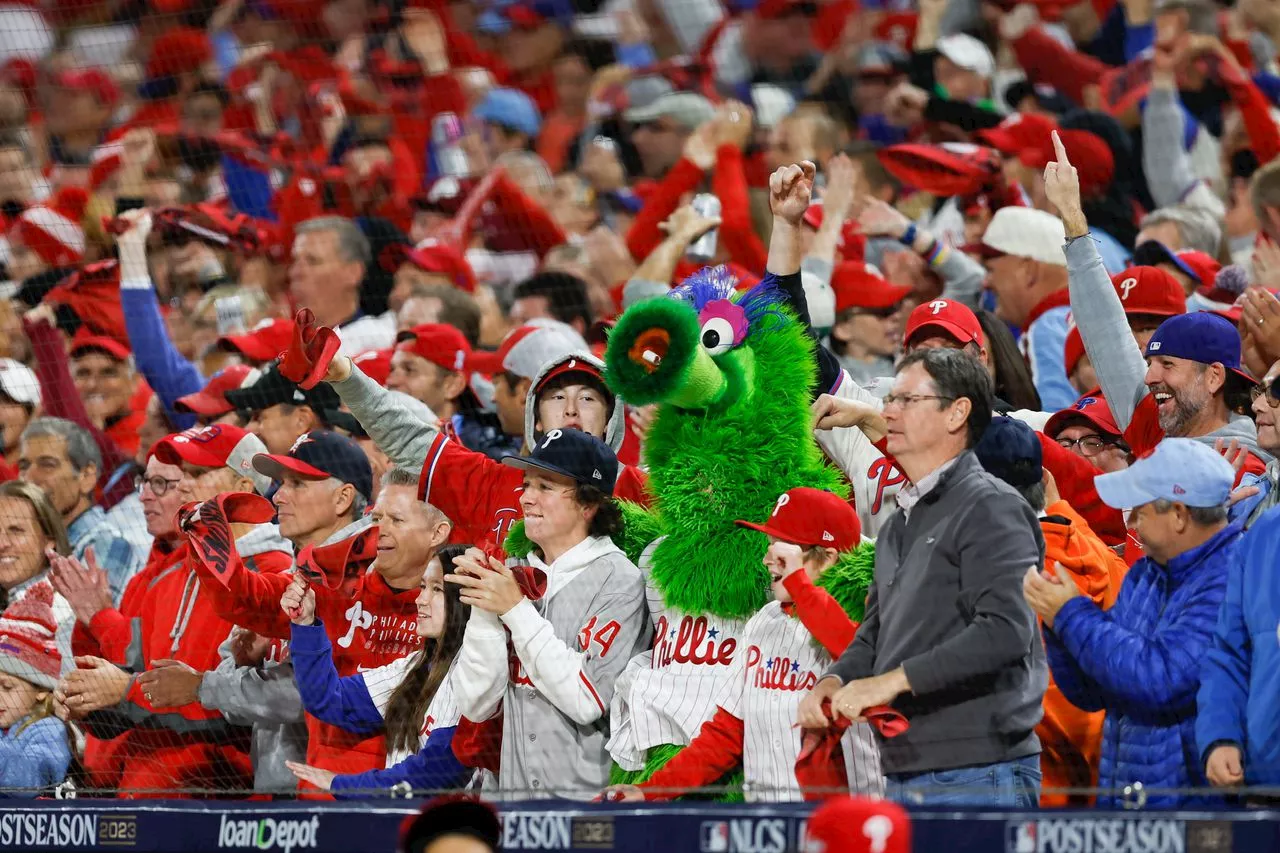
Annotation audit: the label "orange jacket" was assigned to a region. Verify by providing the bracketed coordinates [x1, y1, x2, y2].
[1037, 499, 1128, 808]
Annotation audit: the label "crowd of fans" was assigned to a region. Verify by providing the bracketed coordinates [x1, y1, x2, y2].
[0, 0, 1275, 812]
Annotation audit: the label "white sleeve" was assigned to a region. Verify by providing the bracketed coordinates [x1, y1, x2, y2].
[422, 668, 463, 739]
[362, 654, 419, 719]
[500, 599, 605, 726]
[451, 609, 509, 722]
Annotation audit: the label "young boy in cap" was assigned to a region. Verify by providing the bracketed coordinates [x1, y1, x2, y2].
[447, 428, 650, 801]
[605, 487, 882, 802]
[1024, 437, 1243, 807]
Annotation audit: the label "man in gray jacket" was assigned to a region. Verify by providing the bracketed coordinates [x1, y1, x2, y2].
[799, 347, 1047, 807]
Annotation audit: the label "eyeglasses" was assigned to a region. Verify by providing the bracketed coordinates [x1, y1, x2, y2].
[1250, 379, 1280, 408]
[136, 475, 183, 497]
[1057, 434, 1126, 457]
[881, 393, 954, 409]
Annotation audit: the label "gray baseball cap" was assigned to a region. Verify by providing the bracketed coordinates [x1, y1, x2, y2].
[624, 92, 716, 130]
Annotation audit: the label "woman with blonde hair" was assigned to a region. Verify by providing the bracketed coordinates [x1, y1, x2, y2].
[0, 480, 73, 669]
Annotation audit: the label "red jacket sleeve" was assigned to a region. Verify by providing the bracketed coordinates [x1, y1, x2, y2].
[1038, 431, 1127, 546]
[489, 173, 567, 259]
[188, 552, 294, 640]
[639, 707, 745, 800]
[1223, 75, 1280, 166]
[711, 145, 767, 275]
[1011, 28, 1109, 105]
[782, 571, 856, 658]
[626, 158, 706, 263]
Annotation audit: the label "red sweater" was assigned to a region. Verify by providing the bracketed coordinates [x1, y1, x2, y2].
[74, 539, 186, 664]
[188, 526, 421, 779]
[639, 572, 857, 798]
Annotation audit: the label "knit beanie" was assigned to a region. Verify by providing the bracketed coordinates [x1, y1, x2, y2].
[0, 583, 61, 690]
[10, 186, 89, 267]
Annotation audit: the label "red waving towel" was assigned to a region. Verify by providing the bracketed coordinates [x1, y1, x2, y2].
[294, 525, 379, 593]
[179, 492, 277, 589]
[278, 308, 341, 389]
[795, 700, 909, 802]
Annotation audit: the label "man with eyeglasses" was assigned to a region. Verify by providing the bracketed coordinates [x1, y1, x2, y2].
[1044, 394, 1133, 475]
[800, 347, 1047, 807]
[1228, 363, 1280, 527]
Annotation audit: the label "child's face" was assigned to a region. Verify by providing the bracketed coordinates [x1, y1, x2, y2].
[763, 539, 826, 604]
[0, 672, 43, 729]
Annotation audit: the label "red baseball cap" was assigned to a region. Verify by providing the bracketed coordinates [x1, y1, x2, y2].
[351, 348, 393, 387]
[466, 323, 585, 379]
[400, 240, 476, 293]
[395, 324, 471, 373]
[831, 262, 912, 314]
[975, 112, 1058, 159]
[1044, 391, 1123, 440]
[904, 299, 984, 349]
[54, 68, 120, 108]
[218, 318, 296, 363]
[153, 423, 272, 494]
[69, 329, 130, 361]
[1111, 266, 1186, 317]
[802, 797, 911, 853]
[174, 364, 262, 416]
[735, 487, 861, 551]
[1017, 129, 1115, 197]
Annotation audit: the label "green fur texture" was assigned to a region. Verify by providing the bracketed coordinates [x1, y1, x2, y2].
[605, 298, 703, 406]
[611, 745, 745, 802]
[816, 541, 877, 625]
[612, 304, 848, 621]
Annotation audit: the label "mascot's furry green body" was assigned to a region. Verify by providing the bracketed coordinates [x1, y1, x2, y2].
[601, 266, 873, 796]
[503, 265, 874, 798]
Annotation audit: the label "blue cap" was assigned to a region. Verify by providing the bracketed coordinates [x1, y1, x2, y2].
[1094, 438, 1234, 510]
[1145, 312, 1254, 384]
[974, 416, 1042, 489]
[473, 87, 542, 138]
[503, 428, 618, 495]
[252, 430, 374, 502]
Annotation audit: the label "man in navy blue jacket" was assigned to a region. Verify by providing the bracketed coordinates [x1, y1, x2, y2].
[1024, 437, 1242, 807]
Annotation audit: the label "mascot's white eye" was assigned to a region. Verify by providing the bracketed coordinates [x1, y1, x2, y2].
[699, 316, 736, 355]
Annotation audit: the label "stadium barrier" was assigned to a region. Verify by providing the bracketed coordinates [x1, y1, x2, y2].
[0, 799, 1271, 853]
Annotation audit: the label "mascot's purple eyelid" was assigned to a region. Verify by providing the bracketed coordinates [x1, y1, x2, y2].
[698, 300, 749, 347]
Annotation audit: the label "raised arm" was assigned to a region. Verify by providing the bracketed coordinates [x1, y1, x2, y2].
[1044, 131, 1149, 428]
[326, 358, 438, 475]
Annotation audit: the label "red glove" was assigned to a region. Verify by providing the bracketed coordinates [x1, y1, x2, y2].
[278, 308, 341, 390]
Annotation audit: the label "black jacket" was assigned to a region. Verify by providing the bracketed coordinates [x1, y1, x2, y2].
[827, 451, 1048, 775]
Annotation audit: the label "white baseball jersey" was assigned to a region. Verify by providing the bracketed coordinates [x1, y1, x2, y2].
[607, 538, 751, 771]
[362, 654, 464, 767]
[816, 371, 906, 538]
[713, 602, 883, 801]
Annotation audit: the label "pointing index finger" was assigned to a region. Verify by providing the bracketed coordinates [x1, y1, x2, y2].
[1051, 130, 1070, 166]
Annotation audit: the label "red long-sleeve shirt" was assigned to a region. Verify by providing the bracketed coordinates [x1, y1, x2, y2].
[1011, 28, 1109, 106]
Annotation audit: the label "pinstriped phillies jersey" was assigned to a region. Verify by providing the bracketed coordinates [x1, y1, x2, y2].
[714, 602, 883, 801]
[607, 538, 751, 770]
[362, 654, 463, 767]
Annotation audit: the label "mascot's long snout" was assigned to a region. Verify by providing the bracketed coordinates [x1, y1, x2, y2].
[607, 298, 730, 410]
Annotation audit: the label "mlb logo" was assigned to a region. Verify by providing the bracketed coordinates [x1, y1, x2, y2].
[701, 821, 730, 853]
[1006, 821, 1036, 853]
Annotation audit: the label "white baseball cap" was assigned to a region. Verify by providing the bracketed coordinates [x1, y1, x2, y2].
[936, 34, 996, 80]
[467, 320, 588, 380]
[0, 359, 40, 407]
[980, 207, 1068, 267]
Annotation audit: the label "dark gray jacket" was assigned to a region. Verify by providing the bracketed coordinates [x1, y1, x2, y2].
[826, 451, 1048, 776]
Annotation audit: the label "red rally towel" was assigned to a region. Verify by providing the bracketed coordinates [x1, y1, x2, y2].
[178, 492, 278, 588]
[795, 700, 909, 802]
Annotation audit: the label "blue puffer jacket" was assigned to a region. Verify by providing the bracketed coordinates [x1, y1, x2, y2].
[1196, 507, 1280, 785]
[1044, 521, 1243, 807]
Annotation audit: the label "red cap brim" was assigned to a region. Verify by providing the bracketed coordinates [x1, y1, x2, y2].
[734, 518, 851, 551]
[251, 453, 329, 483]
[154, 436, 225, 469]
[173, 391, 233, 417]
[71, 337, 131, 361]
[906, 319, 982, 348]
[465, 349, 506, 376]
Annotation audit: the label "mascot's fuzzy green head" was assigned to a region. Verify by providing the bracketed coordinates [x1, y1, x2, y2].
[604, 266, 848, 621]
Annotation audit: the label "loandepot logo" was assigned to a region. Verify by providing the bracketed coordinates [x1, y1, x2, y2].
[218, 816, 320, 853]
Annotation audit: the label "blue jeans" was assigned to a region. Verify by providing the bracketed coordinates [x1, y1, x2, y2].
[885, 755, 1041, 808]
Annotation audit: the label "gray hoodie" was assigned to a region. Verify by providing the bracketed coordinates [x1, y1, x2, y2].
[1066, 235, 1271, 463]
[196, 523, 311, 794]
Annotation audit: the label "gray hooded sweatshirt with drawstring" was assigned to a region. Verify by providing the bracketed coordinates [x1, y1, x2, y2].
[1066, 235, 1272, 464]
